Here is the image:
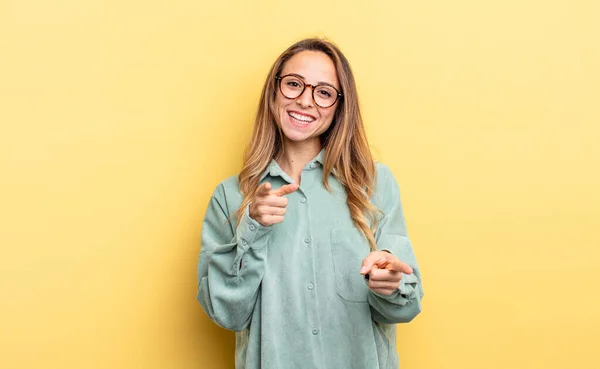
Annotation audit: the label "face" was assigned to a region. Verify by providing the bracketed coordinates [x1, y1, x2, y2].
[274, 50, 340, 143]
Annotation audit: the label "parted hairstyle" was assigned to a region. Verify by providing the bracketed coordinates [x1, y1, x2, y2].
[234, 38, 381, 249]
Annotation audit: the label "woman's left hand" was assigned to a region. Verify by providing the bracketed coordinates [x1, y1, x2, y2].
[359, 251, 414, 295]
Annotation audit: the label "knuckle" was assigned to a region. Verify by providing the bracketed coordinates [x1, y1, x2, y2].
[378, 269, 388, 276]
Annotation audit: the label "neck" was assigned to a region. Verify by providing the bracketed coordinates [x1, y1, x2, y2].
[276, 137, 322, 185]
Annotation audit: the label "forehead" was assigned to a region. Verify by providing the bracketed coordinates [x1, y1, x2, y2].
[281, 50, 339, 87]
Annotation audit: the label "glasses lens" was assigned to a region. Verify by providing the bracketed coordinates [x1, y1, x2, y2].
[314, 86, 338, 108]
[280, 76, 304, 99]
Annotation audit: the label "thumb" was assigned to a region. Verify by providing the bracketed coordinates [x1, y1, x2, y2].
[270, 183, 299, 197]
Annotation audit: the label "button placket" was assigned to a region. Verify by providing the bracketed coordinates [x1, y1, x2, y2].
[298, 187, 322, 348]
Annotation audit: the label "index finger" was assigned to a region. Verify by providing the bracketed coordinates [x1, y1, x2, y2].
[270, 183, 299, 197]
[256, 182, 272, 196]
[389, 259, 414, 275]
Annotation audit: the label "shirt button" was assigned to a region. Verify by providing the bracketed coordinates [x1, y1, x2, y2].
[307, 283, 314, 290]
[312, 329, 319, 335]
[304, 237, 311, 244]
[301, 197, 307, 203]
[249, 224, 256, 231]
[242, 239, 248, 246]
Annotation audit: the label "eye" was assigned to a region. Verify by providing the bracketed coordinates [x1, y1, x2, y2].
[319, 89, 332, 98]
[281, 76, 304, 90]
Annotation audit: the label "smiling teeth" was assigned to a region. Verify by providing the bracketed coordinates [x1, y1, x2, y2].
[289, 112, 315, 123]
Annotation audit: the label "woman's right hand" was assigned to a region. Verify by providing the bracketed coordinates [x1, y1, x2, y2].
[249, 182, 299, 226]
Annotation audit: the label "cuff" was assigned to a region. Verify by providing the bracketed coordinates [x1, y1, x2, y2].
[398, 272, 419, 298]
[236, 206, 273, 250]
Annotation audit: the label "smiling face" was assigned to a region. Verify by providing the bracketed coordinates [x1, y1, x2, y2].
[274, 50, 340, 143]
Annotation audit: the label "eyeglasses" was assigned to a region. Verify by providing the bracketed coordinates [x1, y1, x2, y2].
[276, 74, 343, 108]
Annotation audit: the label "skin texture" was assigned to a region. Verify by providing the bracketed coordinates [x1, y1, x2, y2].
[274, 50, 339, 145]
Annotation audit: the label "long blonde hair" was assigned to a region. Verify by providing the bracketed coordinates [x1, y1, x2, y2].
[235, 38, 381, 249]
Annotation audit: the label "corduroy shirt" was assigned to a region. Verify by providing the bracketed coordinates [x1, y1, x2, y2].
[197, 150, 423, 369]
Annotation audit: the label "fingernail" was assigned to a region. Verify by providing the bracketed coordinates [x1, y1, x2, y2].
[360, 266, 368, 274]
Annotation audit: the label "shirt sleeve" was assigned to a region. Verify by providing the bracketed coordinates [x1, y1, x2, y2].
[196, 183, 273, 331]
[368, 164, 424, 324]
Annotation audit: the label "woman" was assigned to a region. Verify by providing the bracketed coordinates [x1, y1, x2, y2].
[197, 38, 423, 369]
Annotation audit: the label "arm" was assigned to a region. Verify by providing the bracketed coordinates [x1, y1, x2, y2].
[196, 183, 272, 332]
[367, 165, 424, 324]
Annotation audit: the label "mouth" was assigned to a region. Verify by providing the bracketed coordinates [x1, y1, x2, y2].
[287, 110, 316, 126]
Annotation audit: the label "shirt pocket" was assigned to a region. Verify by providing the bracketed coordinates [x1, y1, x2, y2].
[330, 227, 371, 303]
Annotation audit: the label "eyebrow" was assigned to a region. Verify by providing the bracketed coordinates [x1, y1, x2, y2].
[286, 73, 339, 90]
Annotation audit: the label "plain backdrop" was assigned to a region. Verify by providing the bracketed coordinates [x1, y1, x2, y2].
[1, 0, 599, 368]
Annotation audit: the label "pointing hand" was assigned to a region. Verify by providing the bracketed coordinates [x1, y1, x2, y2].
[249, 182, 299, 226]
[360, 251, 413, 295]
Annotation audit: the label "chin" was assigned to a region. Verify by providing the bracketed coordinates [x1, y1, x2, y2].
[281, 127, 311, 142]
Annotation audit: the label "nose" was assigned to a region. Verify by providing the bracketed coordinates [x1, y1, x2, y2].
[296, 85, 314, 108]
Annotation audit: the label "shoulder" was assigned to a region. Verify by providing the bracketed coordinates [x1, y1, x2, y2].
[210, 174, 243, 215]
[372, 162, 401, 209]
[374, 162, 399, 194]
[218, 174, 241, 193]
[375, 162, 395, 182]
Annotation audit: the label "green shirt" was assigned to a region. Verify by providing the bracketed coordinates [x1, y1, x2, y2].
[197, 150, 423, 369]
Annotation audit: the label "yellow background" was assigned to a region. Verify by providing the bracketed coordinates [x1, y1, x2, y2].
[1, 0, 599, 368]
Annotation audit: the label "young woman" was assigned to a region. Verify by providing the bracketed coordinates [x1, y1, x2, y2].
[197, 38, 423, 369]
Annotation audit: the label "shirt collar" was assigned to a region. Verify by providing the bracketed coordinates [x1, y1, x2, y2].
[312, 148, 325, 165]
